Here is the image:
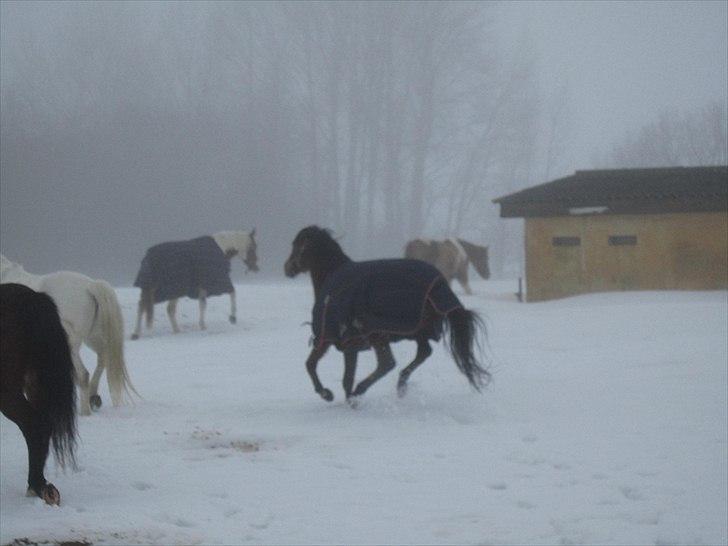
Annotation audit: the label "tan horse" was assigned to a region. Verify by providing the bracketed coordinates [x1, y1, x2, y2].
[404, 238, 490, 295]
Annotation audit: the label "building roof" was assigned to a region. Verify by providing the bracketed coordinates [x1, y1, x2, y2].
[493, 166, 728, 218]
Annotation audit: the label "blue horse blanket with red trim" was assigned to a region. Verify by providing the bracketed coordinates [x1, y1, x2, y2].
[312, 259, 462, 349]
[134, 236, 233, 303]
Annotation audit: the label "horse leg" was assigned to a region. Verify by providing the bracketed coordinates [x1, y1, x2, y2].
[131, 297, 144, 340]
[198, 289, 208, 330]
[342, 350, 358, 405]
[145, 288, 155, 329]
[457, 266, 472, 295]
[70, 344, 92, 416]
[305, 343, 333, 401]
[229, 289, 237, 324]
[397, 338, 433, 397]
[167, 299, 180, 333]
[2, 393, 59, 505]
[88, 352, 105, 410]
[352, 342, 396, 397]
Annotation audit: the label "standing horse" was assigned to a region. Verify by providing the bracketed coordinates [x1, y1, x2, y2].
[284, 226, 490, 403]
[132, 230, 258, 339]
[1, 283, 77, 505]
[1, 255, 135, 416]
[404, 238, 490, 295]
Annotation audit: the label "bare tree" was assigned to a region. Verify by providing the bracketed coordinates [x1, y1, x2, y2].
[606, 100, 727, 167]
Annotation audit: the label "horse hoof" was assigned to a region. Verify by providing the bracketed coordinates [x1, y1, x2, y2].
[318, 388, 334, 402]
[229, 315, 237, 324]
[346, 396, 360, 409]
[27, 484, 60, 505]
[90, 395, 102, 410]
[397, 382, 408, 398]
[131, 333, 139, 340]
[41, 483, 61, 505]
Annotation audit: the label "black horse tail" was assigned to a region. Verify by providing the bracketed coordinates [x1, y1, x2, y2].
[444, 307, 491, 391]
[26, 292, 78, 469]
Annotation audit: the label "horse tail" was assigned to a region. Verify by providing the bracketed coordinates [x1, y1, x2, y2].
[25, 291, 77, 468]
[88, 280, 138, 405]
[444, 307, 491, 391]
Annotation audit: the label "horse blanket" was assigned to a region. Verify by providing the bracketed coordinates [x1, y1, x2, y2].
[312, 259, 462, 350]
[134, 236, 233, 303]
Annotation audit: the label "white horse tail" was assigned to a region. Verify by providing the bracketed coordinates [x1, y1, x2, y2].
[87, 280, 138, 405]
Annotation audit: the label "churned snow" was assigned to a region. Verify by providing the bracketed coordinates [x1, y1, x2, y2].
[1, 280, 726, 545]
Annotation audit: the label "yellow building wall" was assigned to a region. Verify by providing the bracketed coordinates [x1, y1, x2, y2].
[525, 211, 728, 301]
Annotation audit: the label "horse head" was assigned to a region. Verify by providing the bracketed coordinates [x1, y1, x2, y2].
[458, 240, 490, 280]
[284, 226, 348, 278]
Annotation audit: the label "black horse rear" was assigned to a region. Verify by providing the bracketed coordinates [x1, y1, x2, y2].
[0, 283, 77, 505]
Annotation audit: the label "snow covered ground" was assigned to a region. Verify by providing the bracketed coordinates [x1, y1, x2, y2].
[1, 279, 726, 545]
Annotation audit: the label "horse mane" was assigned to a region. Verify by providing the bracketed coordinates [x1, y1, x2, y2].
[298, 226, 351, 266]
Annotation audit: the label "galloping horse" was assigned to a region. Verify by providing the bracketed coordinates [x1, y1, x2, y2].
[1, 283, 77, 505]
[284, 226, 490, 403]
[404, 238, 490, 295]
[1, 255, 135, 416]
[132, 230, 258, 339]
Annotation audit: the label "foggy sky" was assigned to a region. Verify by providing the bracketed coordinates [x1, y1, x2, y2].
[495, 0, 728, 174]
[1, 1, 726, 284]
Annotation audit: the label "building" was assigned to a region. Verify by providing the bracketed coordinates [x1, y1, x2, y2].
[493, 166, 728, 302]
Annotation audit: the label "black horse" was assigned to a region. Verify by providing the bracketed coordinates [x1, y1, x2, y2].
[284, 226, 490, 403]
[0, 283, 77, 505]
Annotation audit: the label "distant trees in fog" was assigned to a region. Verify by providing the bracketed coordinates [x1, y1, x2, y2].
[1, 1, 562, 279]
[604, 101, 727, 168]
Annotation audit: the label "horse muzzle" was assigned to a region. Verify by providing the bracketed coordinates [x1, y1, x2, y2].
[284, 258, 299, 278]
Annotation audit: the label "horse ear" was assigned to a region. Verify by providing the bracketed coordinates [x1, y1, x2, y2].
[250, 228, 256, 238]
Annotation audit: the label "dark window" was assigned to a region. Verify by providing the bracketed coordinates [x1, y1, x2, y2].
[552, 236, 581, 247]
[609, 235, 637, 246]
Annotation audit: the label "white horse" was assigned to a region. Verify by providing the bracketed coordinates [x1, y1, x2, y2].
[132, 230, 258, 339]
[1, 254, 136, 416]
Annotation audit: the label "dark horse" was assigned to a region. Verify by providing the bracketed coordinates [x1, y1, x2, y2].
[284, 226, 490, 403]
[1, 283, 77, 505]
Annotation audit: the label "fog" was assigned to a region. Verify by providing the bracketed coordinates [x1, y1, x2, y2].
[1, 1, 726, 284]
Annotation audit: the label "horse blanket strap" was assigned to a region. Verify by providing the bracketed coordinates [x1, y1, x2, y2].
[312, 259, 462, 350]
[134, 236, 233, 303]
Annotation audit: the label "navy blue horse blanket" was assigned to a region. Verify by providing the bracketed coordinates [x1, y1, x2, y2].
[134, 236, 233, 303]
[312, 259, 462, 350]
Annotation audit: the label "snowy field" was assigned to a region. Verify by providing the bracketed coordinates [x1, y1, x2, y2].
[1, 279, 726, 546]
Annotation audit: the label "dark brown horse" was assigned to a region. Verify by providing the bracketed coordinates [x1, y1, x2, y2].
[284, 226, 490, 403]
[1, 283, 77, 505]
[404, 238, 490, 295]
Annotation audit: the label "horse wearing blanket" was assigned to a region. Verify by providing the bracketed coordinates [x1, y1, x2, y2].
[285, 226, 490, 403]
[132, 230, 258, 339]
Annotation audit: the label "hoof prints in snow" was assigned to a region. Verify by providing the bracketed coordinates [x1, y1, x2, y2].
[191, 428, 261, 454]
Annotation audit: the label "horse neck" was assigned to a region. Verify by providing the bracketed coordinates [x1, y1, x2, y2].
[458, 239, 489, 277]
[310, 253, 351, 299]
[212, 232, 248, 258]
[1, 263, 41, 289]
